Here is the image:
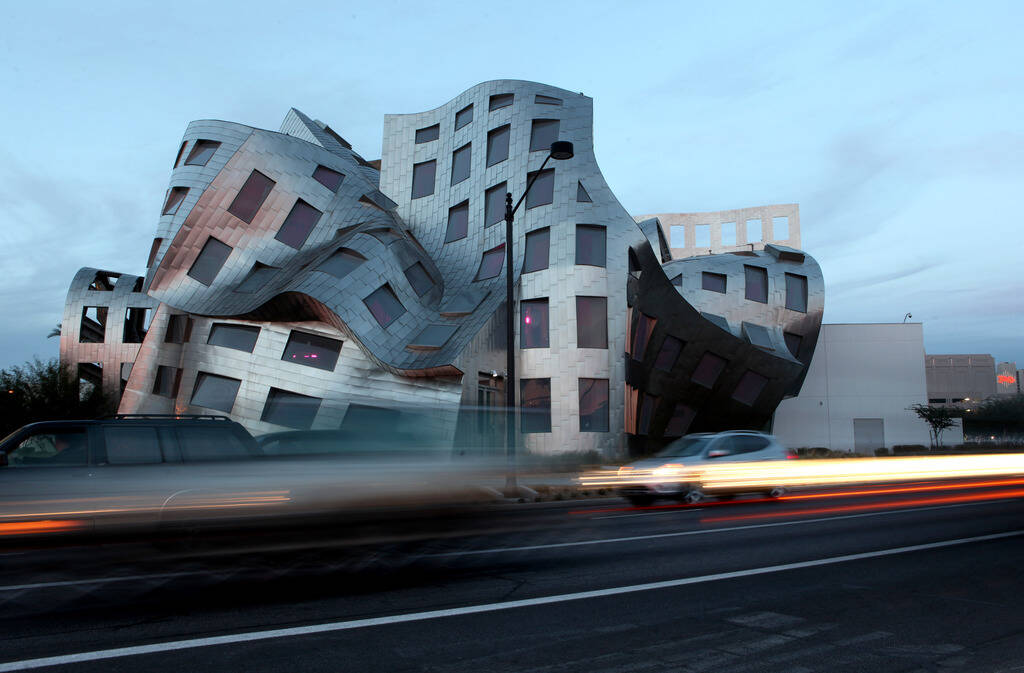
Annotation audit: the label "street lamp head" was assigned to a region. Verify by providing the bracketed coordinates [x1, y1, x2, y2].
[549, 141, 574, 160]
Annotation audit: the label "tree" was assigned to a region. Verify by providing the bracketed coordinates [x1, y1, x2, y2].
[47, 323, 62, 339]
[908, 403, 958, 449]
[963, 394, 1024, 440]
[0, 358, 114, 437]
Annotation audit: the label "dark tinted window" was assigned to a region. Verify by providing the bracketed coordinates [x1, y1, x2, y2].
[664, 403, 696, 436]
[207, 323, 260, 352]
[520, 378, 551, 433]
[535, 94, 562, 105]
[784, 332, 803, 358]
[364, 284, 406, 327]
[702, 272, 727, 293]
[475, 244, 505, 281]
[576, 296, 607, 349]
[190, 373, 241, 413]
[123, 307, 152, 343]
[282, 330, 342, 371]
[733, 435, 771, 453]
[445, 201, 469, 242]
[312, 165, 344, 192]
[275, 200, 322, 249]
[654, 335, 684, 371]
[227, 170, 275, 223]
[8, 430, 89, 467]
[576, 225, 606, 266]
[692, 352, 727, 388]
[184, 140, 220, 166]
[454, 104, 473, 130]
[485, 182, 507, 227]
[631, 312, 655, 361]
[152, 365, 181, 397]
[162, 187, 188, 215]
[410, 324, 458, 348]
[523, 227, 550, 273]
[732, 371, 769, 406]
[579, 378, 609, 432]
[489, 93, 513, 110]
[486, 125, 510, 166]
[317, 248, 365, 279]
[187, 236, 232, 286]
[104, 427, 163, 465]
[521, 299, 549, 348]
[415, 124, 439, 143]
[529, 119, 560, 152]
[745, 265, 768, 303]
[576, 181, 592, 203]
[411, 160, 436, 199]
[165, 314, 189, 343]
[451, 143, 471, 185]
[404, 262, 434, 296]
[743, 322, 774, 350]
[177, 426, 252, 461]
[525, 169, 554, 209]
[237, 262, 278, 293]
[785, 273, 808, 312]
[261, 388, 322, 429]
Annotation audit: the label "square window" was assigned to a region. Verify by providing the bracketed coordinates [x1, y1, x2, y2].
[237, 262, 278, 294]
[576, 181, 592, 203]
[529, 119, 560, 152]
[317, 248, 365, 279]
[404, 261, 434, 296]
[475, 244, 505, 281]
[312, 165, 344, 192]
[162, 187, 189, 215]
[489, 93, 514, 111]
[785, 273, 808, 312]
[670, 225, 685, 247]
[744, 265, 768, 303]
[576, 296, 607, 349]
[190, 372, 241, 413]
[164, 314, 189, 343]
[784, 332, 803, 358]
[454, 104, 473, 131]
[261, 388, 321, 430]
[184, 140, 220, 166]
[521, 298, 549, 348]
[575, 224, 606, 267]
[692, 352, 727, 388]
[415, 124, 440, 143]
[485, 182, 507, 227]
[664, 403, 696, 437]
[695, 223, 711, 248]
[732, 370, 769, 406]
[535, 94, 562, 106]
[227, 170, 275, 224]
[638, 394, 658, 435]
[525, 168, 554, 209]
[445, 201, 469, 242]
[523, 227, 550, 273]
[520, 378, 551, 433]
[451, 143, 471, 185]
[187, 236, 232, 286]
[773, 216, 789, 239]
[364, 284, 406, 328]
[275, 199, 322, 249]
[721, 221, 737, 246]
[152, 366, 181, 398]
[123, 307, 152, 343]
[207, 323, 260, 352]
[742, 322, 774, 350]
[486, 125, 510, 167]
[409, 324, 458, 349]
[281, 330, 342, 371]
[746, 218, 762, 243]
[579, 378, 609, 432]
[670, 274, 683, 287]
[631, 312, 655, 361]
[654, 335, 684, 371]
[702, 272, 726, 293]
[411, 160, 436, 199]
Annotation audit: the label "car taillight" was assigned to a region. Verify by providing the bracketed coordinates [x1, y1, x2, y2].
[786, 451, 798, 460]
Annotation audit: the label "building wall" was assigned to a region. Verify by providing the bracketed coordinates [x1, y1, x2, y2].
[925, 354, 997, 404]
[996, 361, 1019, 396]
[634, 204, 800, 260]
[773, 324, 942, 452]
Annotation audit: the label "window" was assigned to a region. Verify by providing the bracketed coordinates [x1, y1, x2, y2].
[176, 426, 252, 461]
[746, 218, 762, 243]
[523, 227, 550, 273]
[525, 168, 554, 209]
[631, 312, 655, 361]
[282, 330, 342, 371]
[784, 332, 803, 358]
[152, 365, 181, 398]
[123, 307, 152, 343]
[275, 200, 322, 249]
[670, 274, 683, 287]
[702, 312, 731, 334]
[579, 378, 609, 432]
[173, 141, 187, 168]
[409, 324, 458, 349]
[364, 284, 406, 327]
[79, 306, 107, 343]
[227, 170, 275, 223]
[312, 165, 344, 192]
[742, 322, 774, 350]
[317, 248, 365, 279]
[162, 187, 188, 215]
[489, 93, 513, 111]
[207, 323, 260, 352]
[415, 124, 439, 143]
[529, 119, 560, 152]
[695, 224, 711, 248]
[105, 427, 163, 465]
[147, 238, 163, 268]
[187, 236, 232, 286]
[8, 429, 89, 467]
[733, 371, 769, 406]
[442, 289, 487, 315]
[535, 94, 562, 106]
[475, 244, 505, 281]
[411, 160, 436, 199]
[359, 194, 386, 211]
[773, 216, 789, 240]
[664, 403, 696, 437]
[721, 221, 736, 246]
[447, 143, 471, 186]
[744, 265, 768, 303]
[454, 104, 473, 130]
[404, 262, 434, 296]
[521, 299, 549, 348]
[576, 181, 592, 203]
[702, 272, 726, 293]
[638, 394, 658, 435]
[261, 388, 322, 429]
[654, 335, 684, 371]
[929, 398, 947, 404]
[237, 262, 278, 293]
[184, 140, 220, 166]
[485, 182, 507, 226]
[692, 352, 727, 388]
[520, 378, 551, 433]
[445, 201, 469, 242]
[785, 273, 808, 312]
[576, 297, 607, 349]
[190, 372, 241, 413]
[486, 125, 510, 166]
[164, 314, 189, 343]
[576, 224, 606, 267]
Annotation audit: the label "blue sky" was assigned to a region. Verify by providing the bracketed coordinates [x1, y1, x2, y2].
[0, 0, 1021, 370]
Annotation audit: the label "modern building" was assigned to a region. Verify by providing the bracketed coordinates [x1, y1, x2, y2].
[925, 354, 997, 406]
[59, 80, 824, 457]
[635, 205, 801, 260]
[996, 362, 1019, 396]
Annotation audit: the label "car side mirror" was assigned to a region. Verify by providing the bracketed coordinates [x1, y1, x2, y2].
[707, 449, 730, 459]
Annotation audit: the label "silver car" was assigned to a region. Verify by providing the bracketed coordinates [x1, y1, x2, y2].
[618, 431, 795, 506]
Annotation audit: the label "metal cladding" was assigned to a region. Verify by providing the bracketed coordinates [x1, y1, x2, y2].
[59, 80, 824, 455]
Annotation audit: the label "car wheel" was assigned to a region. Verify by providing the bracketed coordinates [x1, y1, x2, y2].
[684, 489, 704, 505]
[766, 487, 786, 499]
[626, 495, 655, 507]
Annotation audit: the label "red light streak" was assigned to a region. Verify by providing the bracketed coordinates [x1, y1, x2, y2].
[0, 519, 85, 536]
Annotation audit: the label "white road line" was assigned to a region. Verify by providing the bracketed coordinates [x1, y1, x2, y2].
[1, 529, 1021, 672]
[428, 499, 1017, 556]
[0, 572, 197, 593]
[593, 508, 704, 520]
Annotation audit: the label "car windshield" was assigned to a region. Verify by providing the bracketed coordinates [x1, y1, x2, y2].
[655, 436, 711, 458]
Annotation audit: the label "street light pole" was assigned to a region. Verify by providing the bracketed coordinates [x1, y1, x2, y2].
[503, 141, 574, 495]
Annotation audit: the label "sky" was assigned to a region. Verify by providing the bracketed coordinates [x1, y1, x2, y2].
[0, 0, 1021, 371]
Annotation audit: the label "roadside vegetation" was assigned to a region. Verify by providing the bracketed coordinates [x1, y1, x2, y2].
[0, 358, 114, 438]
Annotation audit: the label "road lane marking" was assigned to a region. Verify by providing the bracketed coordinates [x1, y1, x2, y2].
[0, 572, 196, 593]
[428, 499, 1017, 556]
[1, 529, 1021, 671]
[594, 508, 703, 519]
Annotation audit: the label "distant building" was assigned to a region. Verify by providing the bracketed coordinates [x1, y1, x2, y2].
[996, 362, 1019, 396]
[925, 354, 997, 407]
[635, 205, 800, 260]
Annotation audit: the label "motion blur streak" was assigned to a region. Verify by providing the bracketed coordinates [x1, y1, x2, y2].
[702, 488, 1024, 523]
[0, 520, 85, 536]
[782, 477, 1024, 501]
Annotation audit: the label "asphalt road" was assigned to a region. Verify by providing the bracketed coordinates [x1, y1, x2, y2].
[1, 479, 1023, 672]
